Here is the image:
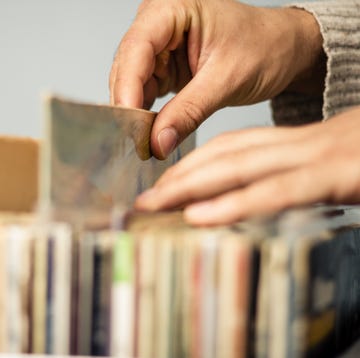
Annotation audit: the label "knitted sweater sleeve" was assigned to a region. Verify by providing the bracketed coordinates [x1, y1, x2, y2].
[271, 0, 360, 126]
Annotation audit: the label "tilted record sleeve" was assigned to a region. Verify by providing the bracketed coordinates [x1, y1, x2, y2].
[40, 96, 195, 222]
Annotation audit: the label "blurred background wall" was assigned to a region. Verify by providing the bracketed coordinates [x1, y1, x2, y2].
[0, 0, 311, 146]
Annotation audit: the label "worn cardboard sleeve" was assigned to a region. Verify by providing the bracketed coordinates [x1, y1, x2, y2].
[0, 136, 38, 212]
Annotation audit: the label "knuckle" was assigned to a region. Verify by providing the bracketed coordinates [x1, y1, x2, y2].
[163, 166, 177, 180]
[285, 169, 312, 205]
[216, 131, 233, 141]
[118, 35, 137, 53]
[330, 158, 360, 202]
[208, 133, 226, 146]
[181, 185, 198, 202]
[268, 173, 305, 210]
[136, 0, 153, 15]
[311, 135, 336, 160]
[181, 99, 206, 133]
[112, 79, 126, 104]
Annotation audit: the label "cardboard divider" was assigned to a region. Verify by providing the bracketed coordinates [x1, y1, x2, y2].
[0, 136, 39, 212]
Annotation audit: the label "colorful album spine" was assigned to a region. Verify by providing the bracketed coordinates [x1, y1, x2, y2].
[77, 232, 95, 356]
[110, 231, 134, 357]
[169, 232, 184, 358]
[32, 226, 48, 354]
[255, 240, 271, 358]
[324, 228, 360, 353]
[27, 231, 35, 354]
[190, 234, 202, 358]
[6, 226, 31, 353]
[91, 232, 113, 356]
[137, 232, 157, 358]
[236, 237, 253, 358]
[154, 233, 172, 358]
[52, 224, 72, 354]
[69, 229, 80, 355]
[200, 232, 218, 358]
[267, 239, 291, 358]
[216, 234, 252, 358]
[45, 234, 54, 354]
[288, 226, 360, 357]
[133, 234, 140, 358]
[20, 228, 32, 354]
[180, 233, 194, 358]
[6, 226, 21, 352]
[246, 240, 260, 358]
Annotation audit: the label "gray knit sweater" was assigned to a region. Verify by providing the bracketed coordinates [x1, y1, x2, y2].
[272, 0, 360, 125]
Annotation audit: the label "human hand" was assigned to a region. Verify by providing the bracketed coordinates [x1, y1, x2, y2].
[110, 0, 323, 159]
[134, 107, 360, 226]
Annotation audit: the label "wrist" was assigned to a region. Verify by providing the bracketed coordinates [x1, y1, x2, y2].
[283, 7, 326, 95]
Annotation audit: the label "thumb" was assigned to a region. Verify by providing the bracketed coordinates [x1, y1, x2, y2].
[151, 66, 225, 159]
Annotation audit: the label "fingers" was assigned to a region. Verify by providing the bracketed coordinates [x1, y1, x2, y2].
[143, 76, 159, 110]
[109, 40, 153, 108]
[134, 107, 360, 225]
[155, 124, 317, 186]
[109, 2, 191, 108]
[184, 145, 360, 226]
[135, 138, 316, 211]
[184, 163, 335, 226]
[150, 61, 232, 159]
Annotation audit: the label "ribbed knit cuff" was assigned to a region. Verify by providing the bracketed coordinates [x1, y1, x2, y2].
[271, 92, 323, 126]
[272, 0, 360, 125]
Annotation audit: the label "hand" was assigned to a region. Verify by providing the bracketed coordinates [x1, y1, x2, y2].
[110, 0, 324, 159]
[134, 107, 360, 226]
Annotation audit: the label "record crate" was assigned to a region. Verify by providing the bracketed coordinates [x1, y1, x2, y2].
[1, 136, 360, 358]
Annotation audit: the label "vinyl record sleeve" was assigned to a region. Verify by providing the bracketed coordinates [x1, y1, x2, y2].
[90, 232, 113, 356]
[216, 233, 252, 358]
[77, 232, 95, 356]
[136, 231, 157, 358]
[40, 96, 195, 222]
[32, 227, 48, 354]
[110, 231, 134, 358]
[52, 224, 72, 355]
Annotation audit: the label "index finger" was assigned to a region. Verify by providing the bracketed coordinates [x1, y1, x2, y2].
[109, 1, 190, 108]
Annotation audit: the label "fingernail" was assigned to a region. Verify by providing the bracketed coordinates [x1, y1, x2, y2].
[158, 127, 178, 158]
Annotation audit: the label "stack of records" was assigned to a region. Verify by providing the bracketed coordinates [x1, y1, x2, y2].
[1, 97, 359, 357]
[0, 206, 360, 357]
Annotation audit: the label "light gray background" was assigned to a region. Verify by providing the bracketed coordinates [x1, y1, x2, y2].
[1, 0, 295, 146]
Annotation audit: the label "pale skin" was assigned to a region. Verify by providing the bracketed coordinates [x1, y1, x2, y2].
[135, 108, 360, 225]
[110, 0, 360, 225]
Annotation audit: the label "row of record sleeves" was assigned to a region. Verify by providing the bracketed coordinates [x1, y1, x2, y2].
[1, 207, 360, 357]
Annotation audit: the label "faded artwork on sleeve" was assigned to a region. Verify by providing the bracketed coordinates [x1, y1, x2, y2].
[40, 96, 195, 219]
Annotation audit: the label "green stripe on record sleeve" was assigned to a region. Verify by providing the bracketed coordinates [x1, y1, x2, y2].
[113, 232, 133, 283]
